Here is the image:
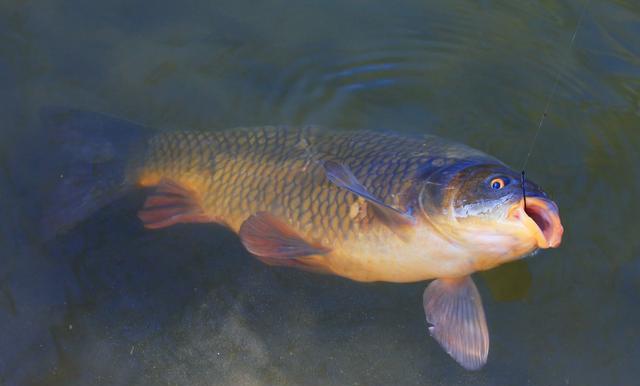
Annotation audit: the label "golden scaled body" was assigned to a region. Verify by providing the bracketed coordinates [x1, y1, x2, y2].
[129, 127, 486, 282]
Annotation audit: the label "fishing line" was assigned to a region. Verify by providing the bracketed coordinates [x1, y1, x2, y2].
[520, 0, 590, 206]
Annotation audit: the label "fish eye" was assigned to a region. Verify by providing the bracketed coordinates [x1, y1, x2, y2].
[490, 177, 506, 190]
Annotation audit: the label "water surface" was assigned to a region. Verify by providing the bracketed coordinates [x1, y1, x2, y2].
[1, 0, 639, 385]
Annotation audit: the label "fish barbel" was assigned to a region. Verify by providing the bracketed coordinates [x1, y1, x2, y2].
[43, 108, 563, 370]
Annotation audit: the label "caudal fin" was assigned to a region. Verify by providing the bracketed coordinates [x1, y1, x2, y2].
[39, 107, 153, 239]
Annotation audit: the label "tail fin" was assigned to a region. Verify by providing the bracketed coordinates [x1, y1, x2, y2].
[39, 107, 153, 239]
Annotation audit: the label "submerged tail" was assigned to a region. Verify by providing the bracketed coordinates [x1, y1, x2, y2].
[39, 107, 153, 239]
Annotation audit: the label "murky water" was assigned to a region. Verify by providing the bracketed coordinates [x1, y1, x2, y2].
[1, 0, 639, 385]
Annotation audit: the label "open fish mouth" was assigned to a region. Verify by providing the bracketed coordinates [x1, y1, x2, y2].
[509, 197, 563, 248]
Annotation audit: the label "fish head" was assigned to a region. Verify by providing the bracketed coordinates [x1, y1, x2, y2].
[418, 160, 563, 268]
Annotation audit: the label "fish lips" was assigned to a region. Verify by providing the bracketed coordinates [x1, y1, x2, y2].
[508, 197, 563, 249]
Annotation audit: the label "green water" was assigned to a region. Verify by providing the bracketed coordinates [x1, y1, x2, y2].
[1, 0, 639, 385]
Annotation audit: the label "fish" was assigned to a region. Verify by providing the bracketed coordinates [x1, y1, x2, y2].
[42, 108, 563, 370]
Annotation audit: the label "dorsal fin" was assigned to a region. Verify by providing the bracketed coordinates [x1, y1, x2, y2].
[138, 179, 213, 229]
[239, 212, 331, 258]
[322, 160, 415, 228]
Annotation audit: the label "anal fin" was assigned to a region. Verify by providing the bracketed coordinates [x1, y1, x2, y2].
[138, 179, 213, 229]
[239, 212, 331, 258]
[423, 276, 489, 370]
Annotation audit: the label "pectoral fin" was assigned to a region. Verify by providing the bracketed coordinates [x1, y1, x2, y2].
[423, 276, 489, 370]
[322, 160, 415, 228]
[239, 212, 331, 258]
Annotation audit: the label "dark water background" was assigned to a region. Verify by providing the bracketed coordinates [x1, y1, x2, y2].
[1, 0, 639, 385]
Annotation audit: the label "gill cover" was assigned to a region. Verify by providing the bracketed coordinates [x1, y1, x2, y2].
[417, 159, 508, 224]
